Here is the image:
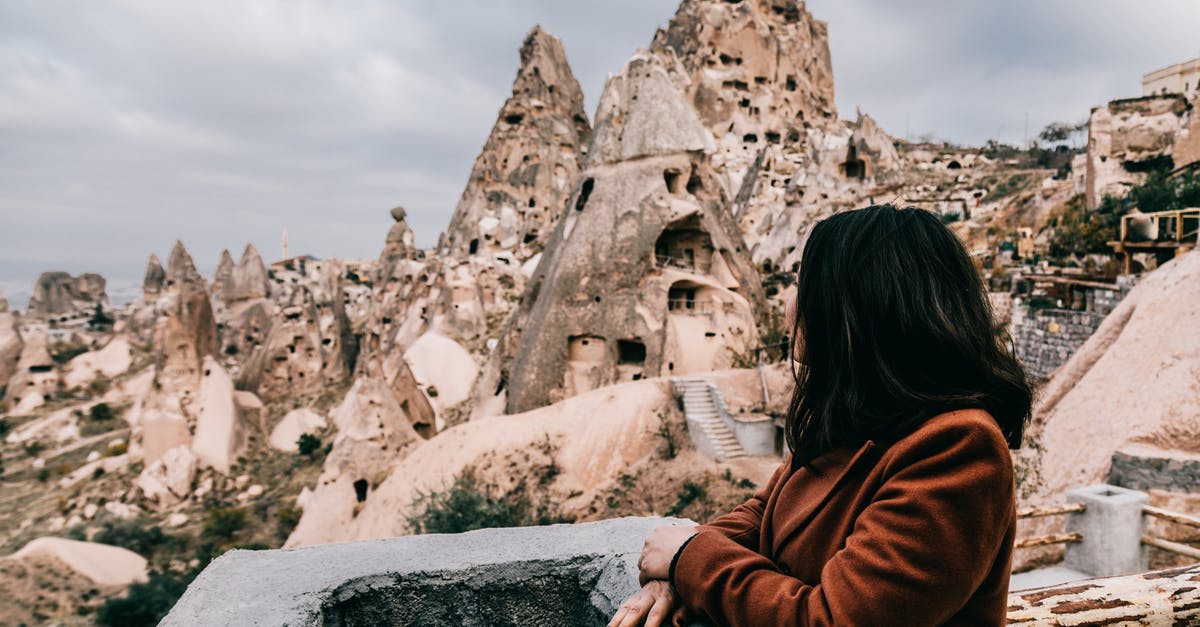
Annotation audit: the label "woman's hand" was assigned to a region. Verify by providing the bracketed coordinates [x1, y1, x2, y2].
[638, 524, 698, 584]
[608, 580, 687, 627]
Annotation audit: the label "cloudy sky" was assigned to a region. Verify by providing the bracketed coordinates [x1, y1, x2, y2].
[1, 0, 1198, 307]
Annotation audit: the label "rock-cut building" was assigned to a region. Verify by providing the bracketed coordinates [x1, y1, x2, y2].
[488, 51, 765, 415]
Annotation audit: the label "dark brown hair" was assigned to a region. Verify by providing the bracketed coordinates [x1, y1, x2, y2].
[786, 205, 1031, 464]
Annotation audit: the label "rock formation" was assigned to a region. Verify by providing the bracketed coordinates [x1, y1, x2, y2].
[142, 254, 166, 297]
[1086, 94, 1195, 209]
[1017, 251, 1200, 537]
[3, 330, 59, 414]
[403, 331, 478, 412]
[190, 356, 246, 474]
[153, 242, 219, 392]
[61, 337, 132, 390]
[483, 51, 764, 415]
[441, 26, 591, 261]
[135, 445, 197, 505]
[25, 271, 108, 318]
[213, 249, 236, 301]
[288, 376, 679, 546]
[285, 377, 422, 545]
[269, 408, 326, 452]
[0, 293, 22, 386]
[224, 244, 270, 303]
[649, 0, 837, 197]
[236, 262, 355, 402]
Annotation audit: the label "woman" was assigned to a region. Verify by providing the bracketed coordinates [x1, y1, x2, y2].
[610, 205, 1031, 627]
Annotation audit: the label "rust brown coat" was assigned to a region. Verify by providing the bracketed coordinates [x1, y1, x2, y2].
[672, 409, 1016, 626]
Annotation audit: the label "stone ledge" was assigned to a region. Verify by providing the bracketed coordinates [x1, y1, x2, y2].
[163, 516, 683, 627]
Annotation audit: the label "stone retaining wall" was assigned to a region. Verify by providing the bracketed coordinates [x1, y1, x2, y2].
[1010, 276, 1136, 381]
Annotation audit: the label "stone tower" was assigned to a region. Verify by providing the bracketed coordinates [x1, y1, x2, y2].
[488, 51, 765, 415]
[650, 0, 837, 198]
[441, 26, 592, 261]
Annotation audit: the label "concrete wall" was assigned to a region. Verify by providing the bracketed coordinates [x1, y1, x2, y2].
[163, 517, 680, 627]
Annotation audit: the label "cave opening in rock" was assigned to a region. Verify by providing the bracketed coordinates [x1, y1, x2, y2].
[575, 178, 594, 212]
[841, 145, 866, 180]
[616, 339, 646, 365]
[663, 169, 684, 194]
[353, 479, 369, 503]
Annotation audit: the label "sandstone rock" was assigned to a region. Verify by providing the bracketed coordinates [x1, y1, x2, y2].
[236, 268, 353, 401]
[142, 254, 166, 297]
[269, 408, 327, 452]
[441, 26, 591, 262]
[62, 337, 132, 390]
[225, 244, 270, 302]
[165, 240, 204, 288]
[234, 390, 264, 433]
[8, 537, 147, 586]
[288, 377, 675, 546]
[403, 331, 477, 409]
[26, 271, 108, 318]
[212, 249, 235, 300]
[0, 294, 22, 385]
[1086, 94, 1192, 209]
[135, 445, 198, 505]
[379, 207, 418, 273]
[487, 51, 764, 414]
[286, 378, 421, 545]
[134, 395, 191, 466]
[650, 0, 837, 197]
[1016, 252, 1200, 565]
[3, 330, 59, 413]
[153, 242, 219, 393]
[190, 357, 246, 474]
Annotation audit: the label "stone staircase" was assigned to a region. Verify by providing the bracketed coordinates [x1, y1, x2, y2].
[672, 376, 746, 461]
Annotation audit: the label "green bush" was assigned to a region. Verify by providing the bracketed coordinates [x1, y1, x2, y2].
[407, 466, 569, 535]
[296, 433, 321, 457]
[666, 481, 709, 517]
[275, 504, 303, 541]
[50, 342, 89, 365]
[97, 570, 193, 627]
[202, 506, 247, 541]
[93, 518, 172, 558]
[89, 403, 115, 421]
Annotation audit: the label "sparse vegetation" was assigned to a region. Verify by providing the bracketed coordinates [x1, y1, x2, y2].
[666, 481, 708, 516]
[97, 569, 195, 627]
[202, 506, 247, 542]
[275, 503, 303, 542]
[50, 341, 89, 365]
[655, 411, 678, 460]
[23, 440, 45, 458]
[407, 465, 571, 535]
[93, 518, 177, 559]
[296, 433, 321, 457]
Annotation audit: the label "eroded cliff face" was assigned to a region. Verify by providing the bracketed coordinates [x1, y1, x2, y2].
[1086, 95, 1194, 209]
[482, 52, 764, 416]
[650, 0, 836, 199]
[26, 271, 108, 319]
[441, 26, 591, 262]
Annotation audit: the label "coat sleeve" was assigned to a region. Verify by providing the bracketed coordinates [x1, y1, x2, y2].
[671, 419, 1015, 627]
[693, 457, 790, 552]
